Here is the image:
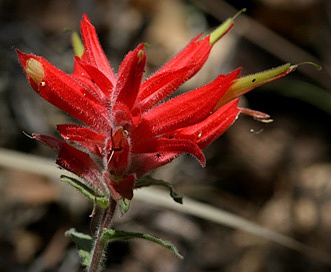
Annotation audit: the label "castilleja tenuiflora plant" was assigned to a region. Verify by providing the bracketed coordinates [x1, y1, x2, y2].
[17, 11, 318, 272]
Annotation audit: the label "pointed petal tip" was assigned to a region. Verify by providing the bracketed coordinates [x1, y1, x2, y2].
[79, 13, 116, 84]
[137, 43, 146, 60]
[199, 156, 207, 168]
[82, 13, 90, 22]
[80, 14, 94, 33]
[15, 48, 22, 55]
[16, 51, 45, 85]
[16, 49, 30, 68]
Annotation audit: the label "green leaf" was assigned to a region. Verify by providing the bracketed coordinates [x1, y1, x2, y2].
[118, 198, 131, 215]
[61, 175, 109, 209]
[101, 228, 183, 259]
[135, 176, 183, 204]
[65, 228, 93, 267]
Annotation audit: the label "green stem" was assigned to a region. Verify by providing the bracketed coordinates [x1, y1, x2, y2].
[88, 197, 117, 272]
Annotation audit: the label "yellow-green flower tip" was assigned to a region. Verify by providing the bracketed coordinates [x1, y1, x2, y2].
[137, 49, 145, 63]
[215, 63, 295, 110]
[230, 63, 293, 95]
[71, 31, 85, 57]
[209, 8, 246, 45]
[26, 58, 45, 85]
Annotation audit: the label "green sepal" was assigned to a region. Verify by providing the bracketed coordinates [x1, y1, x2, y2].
[135, 176, 183, 204]
[118, 198, 131, 215]
[60, 175, 109, 209]
[65, 228, 93, 267]
[101, 228, 183, 259]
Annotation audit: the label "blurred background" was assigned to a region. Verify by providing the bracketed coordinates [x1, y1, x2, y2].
[1, 0, 331, 271]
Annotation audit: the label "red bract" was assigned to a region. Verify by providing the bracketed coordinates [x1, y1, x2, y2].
[17, 14, 295, 201]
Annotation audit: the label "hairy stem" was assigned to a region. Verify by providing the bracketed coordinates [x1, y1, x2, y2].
[88, 198, 117, 272]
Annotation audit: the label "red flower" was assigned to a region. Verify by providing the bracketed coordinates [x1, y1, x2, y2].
[17, 14, 295, 201]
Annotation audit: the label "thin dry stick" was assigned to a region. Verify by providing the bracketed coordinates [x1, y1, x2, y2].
[1, 148, 331, 265]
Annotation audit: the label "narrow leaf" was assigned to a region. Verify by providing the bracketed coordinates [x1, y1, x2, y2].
[61, 175, 109, 209]
[118, 198, 131, 215]
[135, 175, 183, 204]
[102, 229, 183, 259]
